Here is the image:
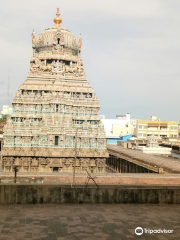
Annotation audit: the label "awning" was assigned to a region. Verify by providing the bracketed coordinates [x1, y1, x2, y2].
[148, 123, 159, 127]
[159, 123, 167, 127]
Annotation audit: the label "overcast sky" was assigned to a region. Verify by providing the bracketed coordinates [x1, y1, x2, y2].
[0, 0, 180, 121]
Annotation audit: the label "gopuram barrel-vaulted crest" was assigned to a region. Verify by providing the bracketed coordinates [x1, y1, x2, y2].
[2, 9, 108, 173]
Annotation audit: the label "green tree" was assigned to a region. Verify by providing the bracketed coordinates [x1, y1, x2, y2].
[0, 115, 7, 134]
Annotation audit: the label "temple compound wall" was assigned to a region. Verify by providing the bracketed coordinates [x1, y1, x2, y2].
[2, 9, 109, 173]
[0, 184, 179, 204]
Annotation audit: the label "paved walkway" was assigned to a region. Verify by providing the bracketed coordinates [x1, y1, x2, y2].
[0, 204, 179, 240]
[1, 172, 180, 185]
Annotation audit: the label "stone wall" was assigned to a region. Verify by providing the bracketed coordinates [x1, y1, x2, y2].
[0, 184, 179, 204]
[2, 147, 108, 173]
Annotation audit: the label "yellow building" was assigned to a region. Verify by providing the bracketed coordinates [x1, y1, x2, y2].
[134, 116, 178, 139]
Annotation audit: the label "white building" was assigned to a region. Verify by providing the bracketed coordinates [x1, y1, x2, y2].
[1, 105, 12, 115]
[102, 113, 133, 137]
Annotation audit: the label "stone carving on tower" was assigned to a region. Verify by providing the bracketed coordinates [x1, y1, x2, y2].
[2, 8, 108, 173]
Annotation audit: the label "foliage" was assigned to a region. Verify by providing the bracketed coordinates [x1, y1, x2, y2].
[0, 115, 7, 123]
[0, 115, 7, 134]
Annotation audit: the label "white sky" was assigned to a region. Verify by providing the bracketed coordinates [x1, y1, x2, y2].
[0, 0, 180, 121]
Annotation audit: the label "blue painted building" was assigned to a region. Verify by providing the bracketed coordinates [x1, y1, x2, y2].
[107, 134, 132, 144]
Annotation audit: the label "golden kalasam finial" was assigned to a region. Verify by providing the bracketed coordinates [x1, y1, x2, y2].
[54, 8, 62, 27]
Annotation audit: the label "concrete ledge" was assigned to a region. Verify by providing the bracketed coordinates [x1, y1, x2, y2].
[0, 184, 180, 204]
[1, 173, 180, 185]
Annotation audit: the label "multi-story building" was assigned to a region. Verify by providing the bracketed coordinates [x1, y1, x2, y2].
[134, 116, 178, 139]
[130, 119, 139, 129]
[102, 113, 132, 137]
[1, 105, 12, 115]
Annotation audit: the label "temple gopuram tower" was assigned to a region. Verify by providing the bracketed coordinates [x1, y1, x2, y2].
[2, 9, 108, 173]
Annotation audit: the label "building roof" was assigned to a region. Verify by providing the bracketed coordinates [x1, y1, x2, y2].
[138, 120, 178, 125]
[107, 144, 180, 173]
[107, 134, 132, 139]
[107, 136, 121, 139]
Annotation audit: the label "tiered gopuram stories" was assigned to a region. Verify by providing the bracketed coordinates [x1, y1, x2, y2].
[2, 9, 108, 173]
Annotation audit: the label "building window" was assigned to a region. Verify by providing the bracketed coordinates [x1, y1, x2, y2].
[139, 125, 147, 129]
[171, 134, 177, 138]
[55, 136, 59, 146]
[148, 126, 158, 130]
[160, 126, 167, 130]
[160, 135, 167, 138]
[148, 134, 158, 137]
[47, 59, 52, 65]
[171, 126, 178, 130]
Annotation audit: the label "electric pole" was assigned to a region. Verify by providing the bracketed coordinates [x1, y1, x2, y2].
[73, 128, 78, 185]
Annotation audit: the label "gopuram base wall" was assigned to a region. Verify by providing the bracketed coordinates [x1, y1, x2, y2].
[2, 147, 108, 173]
